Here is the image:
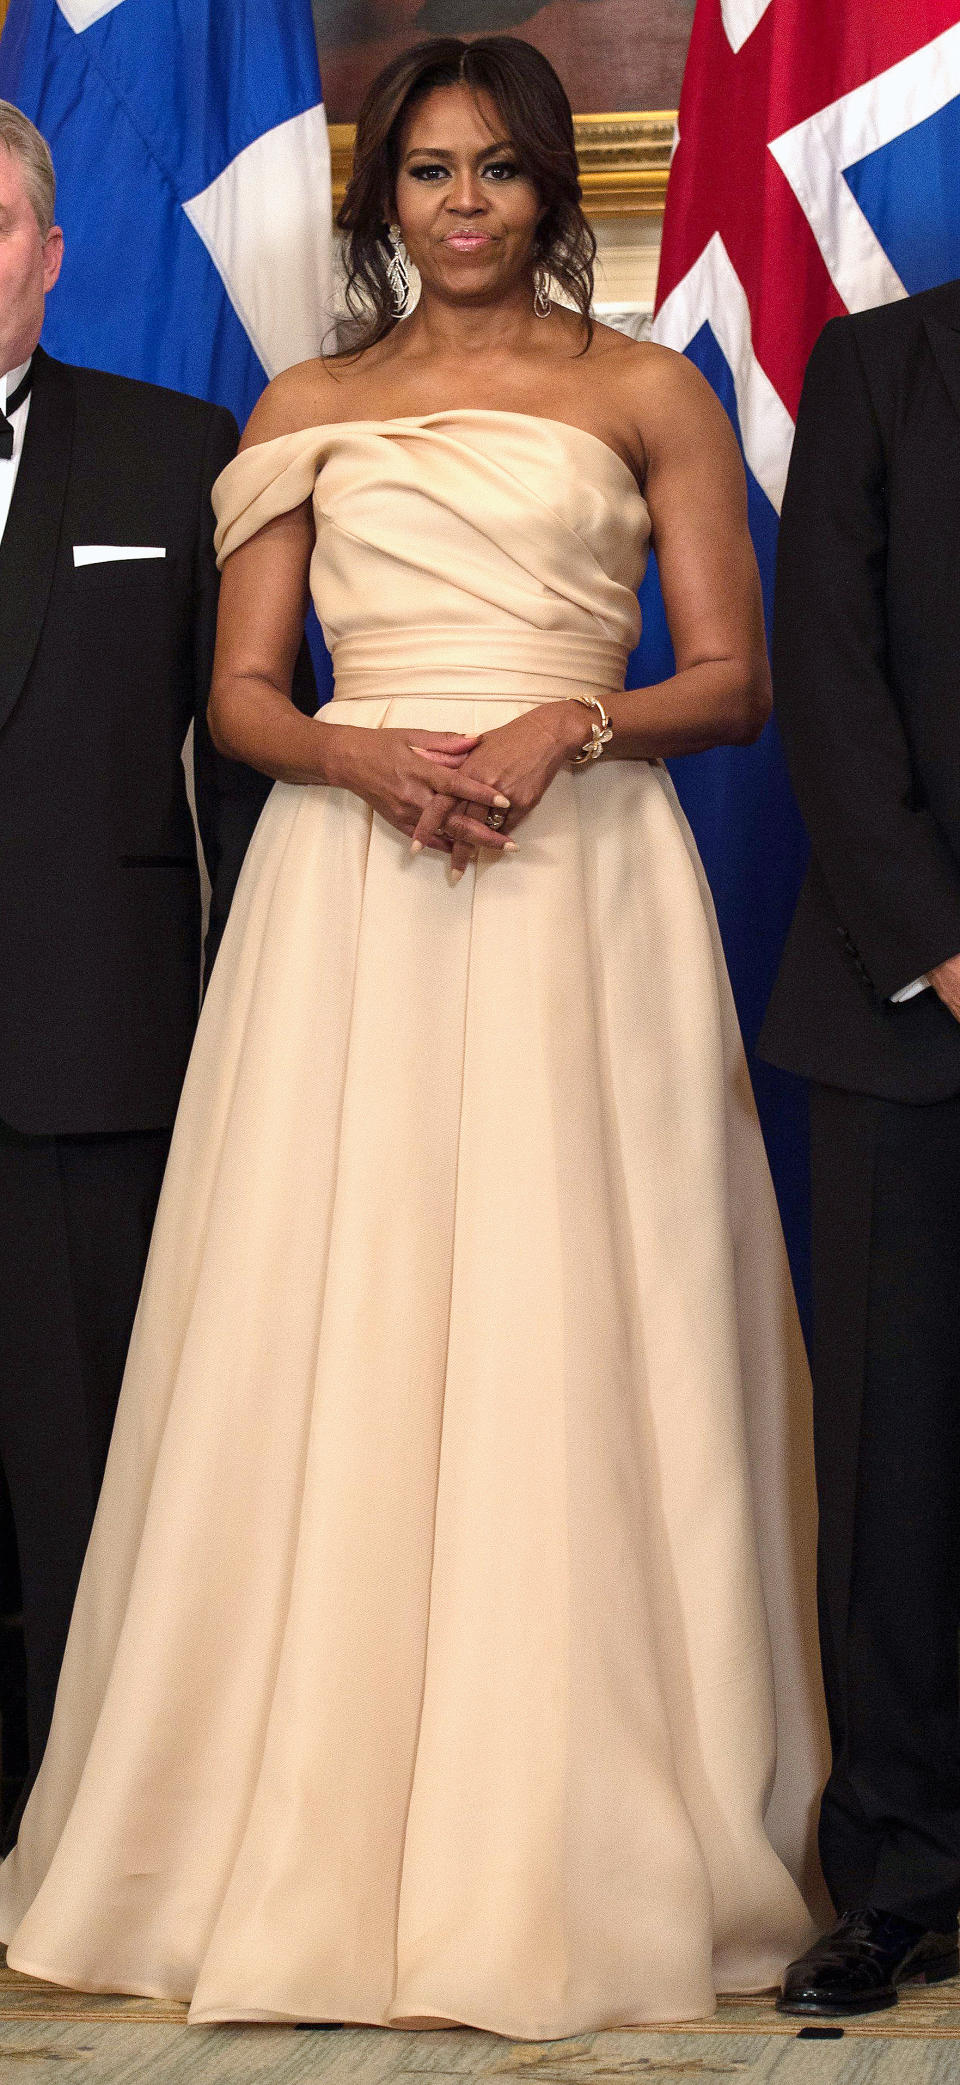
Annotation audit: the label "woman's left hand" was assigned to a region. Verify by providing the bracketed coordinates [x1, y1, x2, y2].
[411, 701, 590, 873]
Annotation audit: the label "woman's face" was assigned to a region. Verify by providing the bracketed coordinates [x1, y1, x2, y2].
[393, 83, 542, 309]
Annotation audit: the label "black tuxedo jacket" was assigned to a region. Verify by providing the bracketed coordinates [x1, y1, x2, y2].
[760, 280, 960, 1100]
[0, 347, 312, 1136]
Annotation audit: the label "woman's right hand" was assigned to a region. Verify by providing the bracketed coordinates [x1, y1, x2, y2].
[324, 725, 514, 854]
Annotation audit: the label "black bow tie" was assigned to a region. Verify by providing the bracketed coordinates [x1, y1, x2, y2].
[0, 364, 33, 461]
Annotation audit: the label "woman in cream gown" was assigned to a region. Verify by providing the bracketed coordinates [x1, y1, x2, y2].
[0, 37, 827, 2037]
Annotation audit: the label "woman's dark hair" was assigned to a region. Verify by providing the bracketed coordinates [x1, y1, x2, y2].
[336, 36, 595, 353]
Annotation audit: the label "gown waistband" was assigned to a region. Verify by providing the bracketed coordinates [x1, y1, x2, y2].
[329, 628, 629, 703]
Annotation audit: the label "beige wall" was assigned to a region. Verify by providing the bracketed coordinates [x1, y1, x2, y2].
[593, 217, 663, 321]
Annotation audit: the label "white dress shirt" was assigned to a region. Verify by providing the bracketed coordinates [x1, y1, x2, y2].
[0, 356, 33, 550]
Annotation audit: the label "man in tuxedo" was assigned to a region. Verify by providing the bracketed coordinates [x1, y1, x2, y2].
[761, 280, 960, 2014]
[0, 103, 310, 1809]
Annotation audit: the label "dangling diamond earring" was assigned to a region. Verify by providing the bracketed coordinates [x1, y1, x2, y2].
[533, 264, 551, 318]
[385, 228, 411, 317]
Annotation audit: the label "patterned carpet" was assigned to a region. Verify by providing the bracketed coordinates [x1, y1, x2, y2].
[2, 1951, 960, 2034]
[3, 1956, 960, 2085]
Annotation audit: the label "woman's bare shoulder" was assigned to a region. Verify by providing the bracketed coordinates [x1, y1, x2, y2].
[591, 329, 739, 471]
[587, 325, 713, 403]
[238, 354, 371, 452]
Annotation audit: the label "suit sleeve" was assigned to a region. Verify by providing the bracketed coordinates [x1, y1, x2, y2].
[773, 316, 960, 1000]
[190, 403, 318, 983]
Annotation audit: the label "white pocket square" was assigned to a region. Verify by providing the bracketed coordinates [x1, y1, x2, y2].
[73, 544, 166, 567]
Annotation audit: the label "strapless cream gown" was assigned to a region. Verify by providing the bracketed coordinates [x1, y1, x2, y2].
[0, 411, 826, 2036]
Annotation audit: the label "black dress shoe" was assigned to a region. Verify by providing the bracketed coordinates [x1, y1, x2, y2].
[778, 1909, 960, 2017]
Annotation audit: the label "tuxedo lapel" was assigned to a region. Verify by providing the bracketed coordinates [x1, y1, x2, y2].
[924, 308, 960, 432]
[0, 347, 75, 738]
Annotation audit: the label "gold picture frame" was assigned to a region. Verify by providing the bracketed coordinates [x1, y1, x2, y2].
[330, 111, 675, 221]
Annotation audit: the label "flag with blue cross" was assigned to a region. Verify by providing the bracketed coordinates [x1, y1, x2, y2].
[0, 0, 334, 432]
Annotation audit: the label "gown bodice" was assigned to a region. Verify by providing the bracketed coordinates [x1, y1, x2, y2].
[212, 409, 651, 705]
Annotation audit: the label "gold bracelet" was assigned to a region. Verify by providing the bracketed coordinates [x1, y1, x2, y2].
[568, 692, 613, 765]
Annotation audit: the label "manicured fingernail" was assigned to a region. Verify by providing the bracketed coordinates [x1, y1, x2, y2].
[410, 839, 423, 855]
[493, 793, 511, 809]
[504, 840, 519, 852]
[450, 867, 465, 885]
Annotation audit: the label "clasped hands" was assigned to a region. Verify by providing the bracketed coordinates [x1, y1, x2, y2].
[334, 703, 589, 879]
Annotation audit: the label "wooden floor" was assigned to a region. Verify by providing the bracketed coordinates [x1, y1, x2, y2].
[3, 1956, 960, 2082]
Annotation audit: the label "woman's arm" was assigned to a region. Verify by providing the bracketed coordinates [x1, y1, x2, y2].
[204, 492, 336, 783]
[207, 369, 339, 784]
[604, 343, 770, 757]
[208, 372, 514, 850]
[207, 496, 332, 784]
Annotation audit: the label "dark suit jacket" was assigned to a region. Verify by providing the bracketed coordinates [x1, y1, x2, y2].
[0, 347, 314, 1136]
[759, 279, 960, 1101]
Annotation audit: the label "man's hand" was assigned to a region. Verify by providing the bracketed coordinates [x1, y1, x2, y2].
[928, 952, 960, 1022]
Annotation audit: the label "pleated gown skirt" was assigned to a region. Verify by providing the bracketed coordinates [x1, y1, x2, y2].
[0, 691, 824, 2034]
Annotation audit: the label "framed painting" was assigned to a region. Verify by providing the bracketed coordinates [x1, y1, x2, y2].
[314, 0, 690, 215]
